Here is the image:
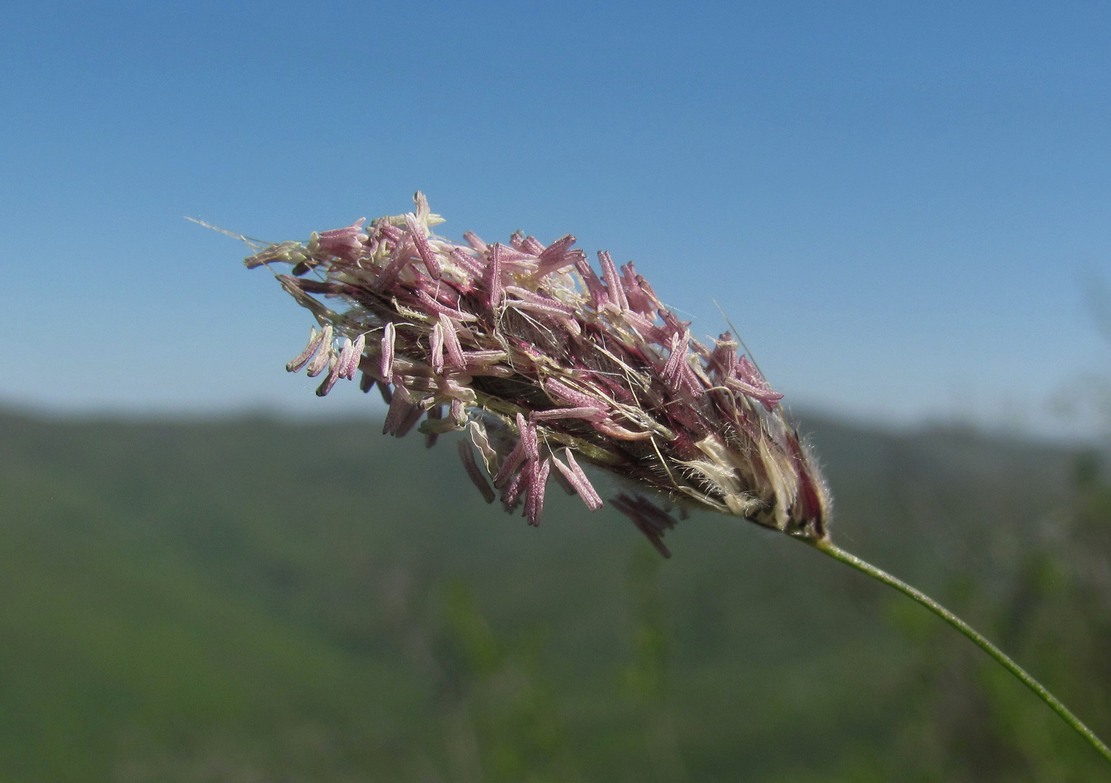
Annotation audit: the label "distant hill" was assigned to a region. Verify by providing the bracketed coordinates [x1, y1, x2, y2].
[0, 408, 1106, 782]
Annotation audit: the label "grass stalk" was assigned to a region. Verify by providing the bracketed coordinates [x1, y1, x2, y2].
[813, 540, 1111, 766]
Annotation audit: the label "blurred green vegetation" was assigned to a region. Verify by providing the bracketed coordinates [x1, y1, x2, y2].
[0, 409, 1108, 781]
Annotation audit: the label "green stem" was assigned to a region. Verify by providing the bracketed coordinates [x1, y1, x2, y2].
[813, 539, 1111, 766]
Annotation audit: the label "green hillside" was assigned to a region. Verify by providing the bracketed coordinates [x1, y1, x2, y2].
[0, 409, 1108, 782]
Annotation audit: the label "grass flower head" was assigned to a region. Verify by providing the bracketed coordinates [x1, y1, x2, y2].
[245, 192, 831, 556]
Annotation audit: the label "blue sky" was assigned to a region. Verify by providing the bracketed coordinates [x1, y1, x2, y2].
[2, 1, 1110, 437]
